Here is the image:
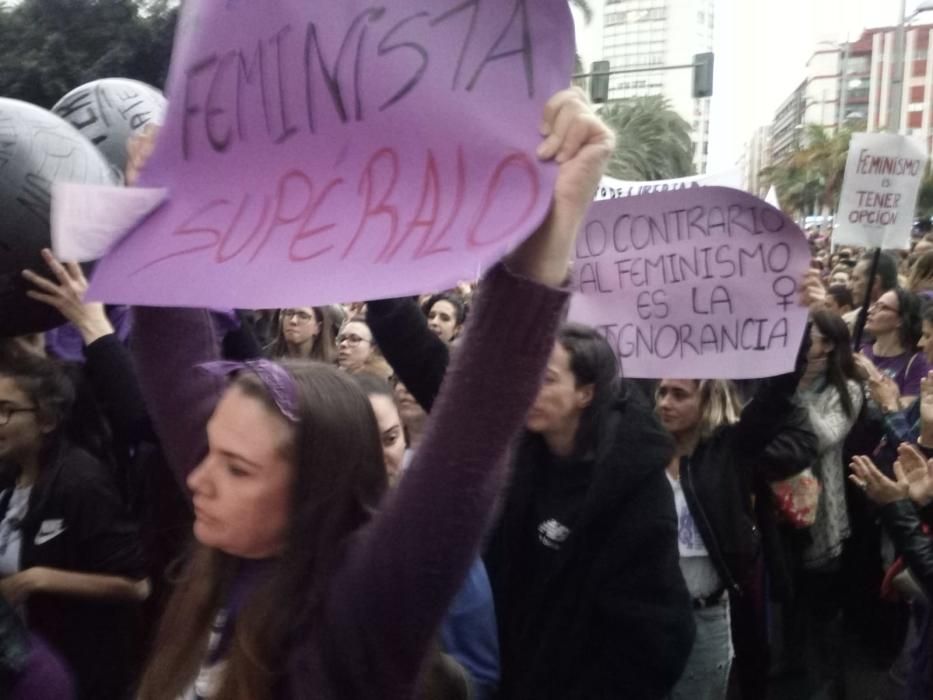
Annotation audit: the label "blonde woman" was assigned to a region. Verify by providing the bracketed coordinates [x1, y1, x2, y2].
[656, 368, 818, 700]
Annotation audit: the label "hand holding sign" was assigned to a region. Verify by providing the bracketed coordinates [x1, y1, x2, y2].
[509, 88, 615, 286]
[57, 0, 575, 309]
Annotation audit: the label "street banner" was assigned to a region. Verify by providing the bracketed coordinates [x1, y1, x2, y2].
[570, 186, 811, 379]
[833, 133, 927, 250]
[53, 0, 574, 308]
[595, 169, 742, 201]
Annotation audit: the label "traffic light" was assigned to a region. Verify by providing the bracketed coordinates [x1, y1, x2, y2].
[692, 52, 714, 98]
[590, 60, 610, 103]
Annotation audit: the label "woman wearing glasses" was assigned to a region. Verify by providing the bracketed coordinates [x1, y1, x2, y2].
[267, 307, 337, 364]
[0, 348, 148, 699]
[858, 288, 928, 408]
[336, 319, 392, 379]
[125, 88, 612, 700]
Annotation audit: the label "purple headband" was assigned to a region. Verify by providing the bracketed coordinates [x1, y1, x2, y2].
[198, 360, 301, 423]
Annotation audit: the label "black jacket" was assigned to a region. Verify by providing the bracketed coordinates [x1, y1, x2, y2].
[1, 440, 146, 700]
[681, 371, 818, 593]
[368, 298, 695, 699]
[879, 499, 933, 597]
[753, 404, 822, 600]
[487, 388, 694, 700]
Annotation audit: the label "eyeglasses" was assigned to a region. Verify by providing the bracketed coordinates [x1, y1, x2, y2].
[336, 333, 371, 347]
[282, 309, 315, 323]
[869, 301, 899, 314]
[0, 404, 37, 426]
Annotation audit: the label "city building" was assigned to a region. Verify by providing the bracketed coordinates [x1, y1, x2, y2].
[865, 22, 930, 138]
[740, 125, 772, 197]
[600, 0, 715, 173]
[770, 80, 807, 162]
[764, 20, 933, 166]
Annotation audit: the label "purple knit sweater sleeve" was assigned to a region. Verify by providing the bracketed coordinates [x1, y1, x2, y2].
[130, 307, 226, 490]
[326, 262, 569, 691]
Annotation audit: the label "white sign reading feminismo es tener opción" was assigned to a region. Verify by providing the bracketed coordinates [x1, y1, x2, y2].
[833, 133, 927, 250]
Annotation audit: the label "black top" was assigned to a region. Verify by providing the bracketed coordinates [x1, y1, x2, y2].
[1, 440, 146, 700]
[879, 500, 933, 598]
[680, 368, 818, 593]
[368, 297, 695, 699]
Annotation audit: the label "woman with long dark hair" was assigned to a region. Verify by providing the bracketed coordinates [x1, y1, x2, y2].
[367, 297, 698, 697]
[352, 372, 500, 700]
[798, 310, 863, 568]
[128, 89, 615, 699]
[266, 307, 337, 364]
[422, 293, 467, 345]
[779, 311, 864, 697]
[0, 348, 148, 699]
[859, 288, 928, 407]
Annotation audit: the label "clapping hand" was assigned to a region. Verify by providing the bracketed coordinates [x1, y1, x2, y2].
[920, 372, 933, 430]
[855, 353, 901, 413]
[849, 454, 910, 505]
[893, 443, 933, 507]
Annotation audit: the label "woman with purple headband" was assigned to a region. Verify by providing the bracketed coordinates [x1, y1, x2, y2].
[127, 88, 614, 700]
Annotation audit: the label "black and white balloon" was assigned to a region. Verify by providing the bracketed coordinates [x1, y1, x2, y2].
[52, 78, 166, 175]
[0, 98, 117, 337]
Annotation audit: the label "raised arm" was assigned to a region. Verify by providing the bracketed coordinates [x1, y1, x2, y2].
[22, 251, 154, 443]
[367, 297, 449, 412]
[734, 361, 808, 459]
[327, 88, 613, 688]
[130, 307, 226, 489]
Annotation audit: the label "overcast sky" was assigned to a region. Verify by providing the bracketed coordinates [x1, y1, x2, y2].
[573, 0, 900, 171]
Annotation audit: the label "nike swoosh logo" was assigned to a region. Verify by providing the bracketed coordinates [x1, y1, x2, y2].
[34, 528, 66, 546]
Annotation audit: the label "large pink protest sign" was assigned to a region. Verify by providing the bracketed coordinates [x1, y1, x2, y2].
[569, 187, 811, 379]
[79, 0, 573, 308]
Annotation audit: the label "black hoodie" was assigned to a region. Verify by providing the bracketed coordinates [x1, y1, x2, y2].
[485, 386, 695, 700]
[367, 298, 695, 699]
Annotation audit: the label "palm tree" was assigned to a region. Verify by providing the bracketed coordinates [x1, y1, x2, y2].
[760, 121, 863, 220]
[917, 170, 933, 219]
[598, 96, 695, 180]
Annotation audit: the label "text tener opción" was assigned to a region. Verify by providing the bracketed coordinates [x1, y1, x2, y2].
[180, 1, 536, 159]
[847, 209, 899, 226]
[128, 146, 539, 275]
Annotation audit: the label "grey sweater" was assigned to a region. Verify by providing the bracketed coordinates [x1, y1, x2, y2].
[131, 262, 568, 698]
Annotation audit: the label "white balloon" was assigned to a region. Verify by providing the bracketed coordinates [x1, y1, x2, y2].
[52, 78, 166, 174]
[0, 98, 116, 336]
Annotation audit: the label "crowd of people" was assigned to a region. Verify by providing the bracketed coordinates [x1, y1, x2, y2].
[2, 89, 933, 700]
